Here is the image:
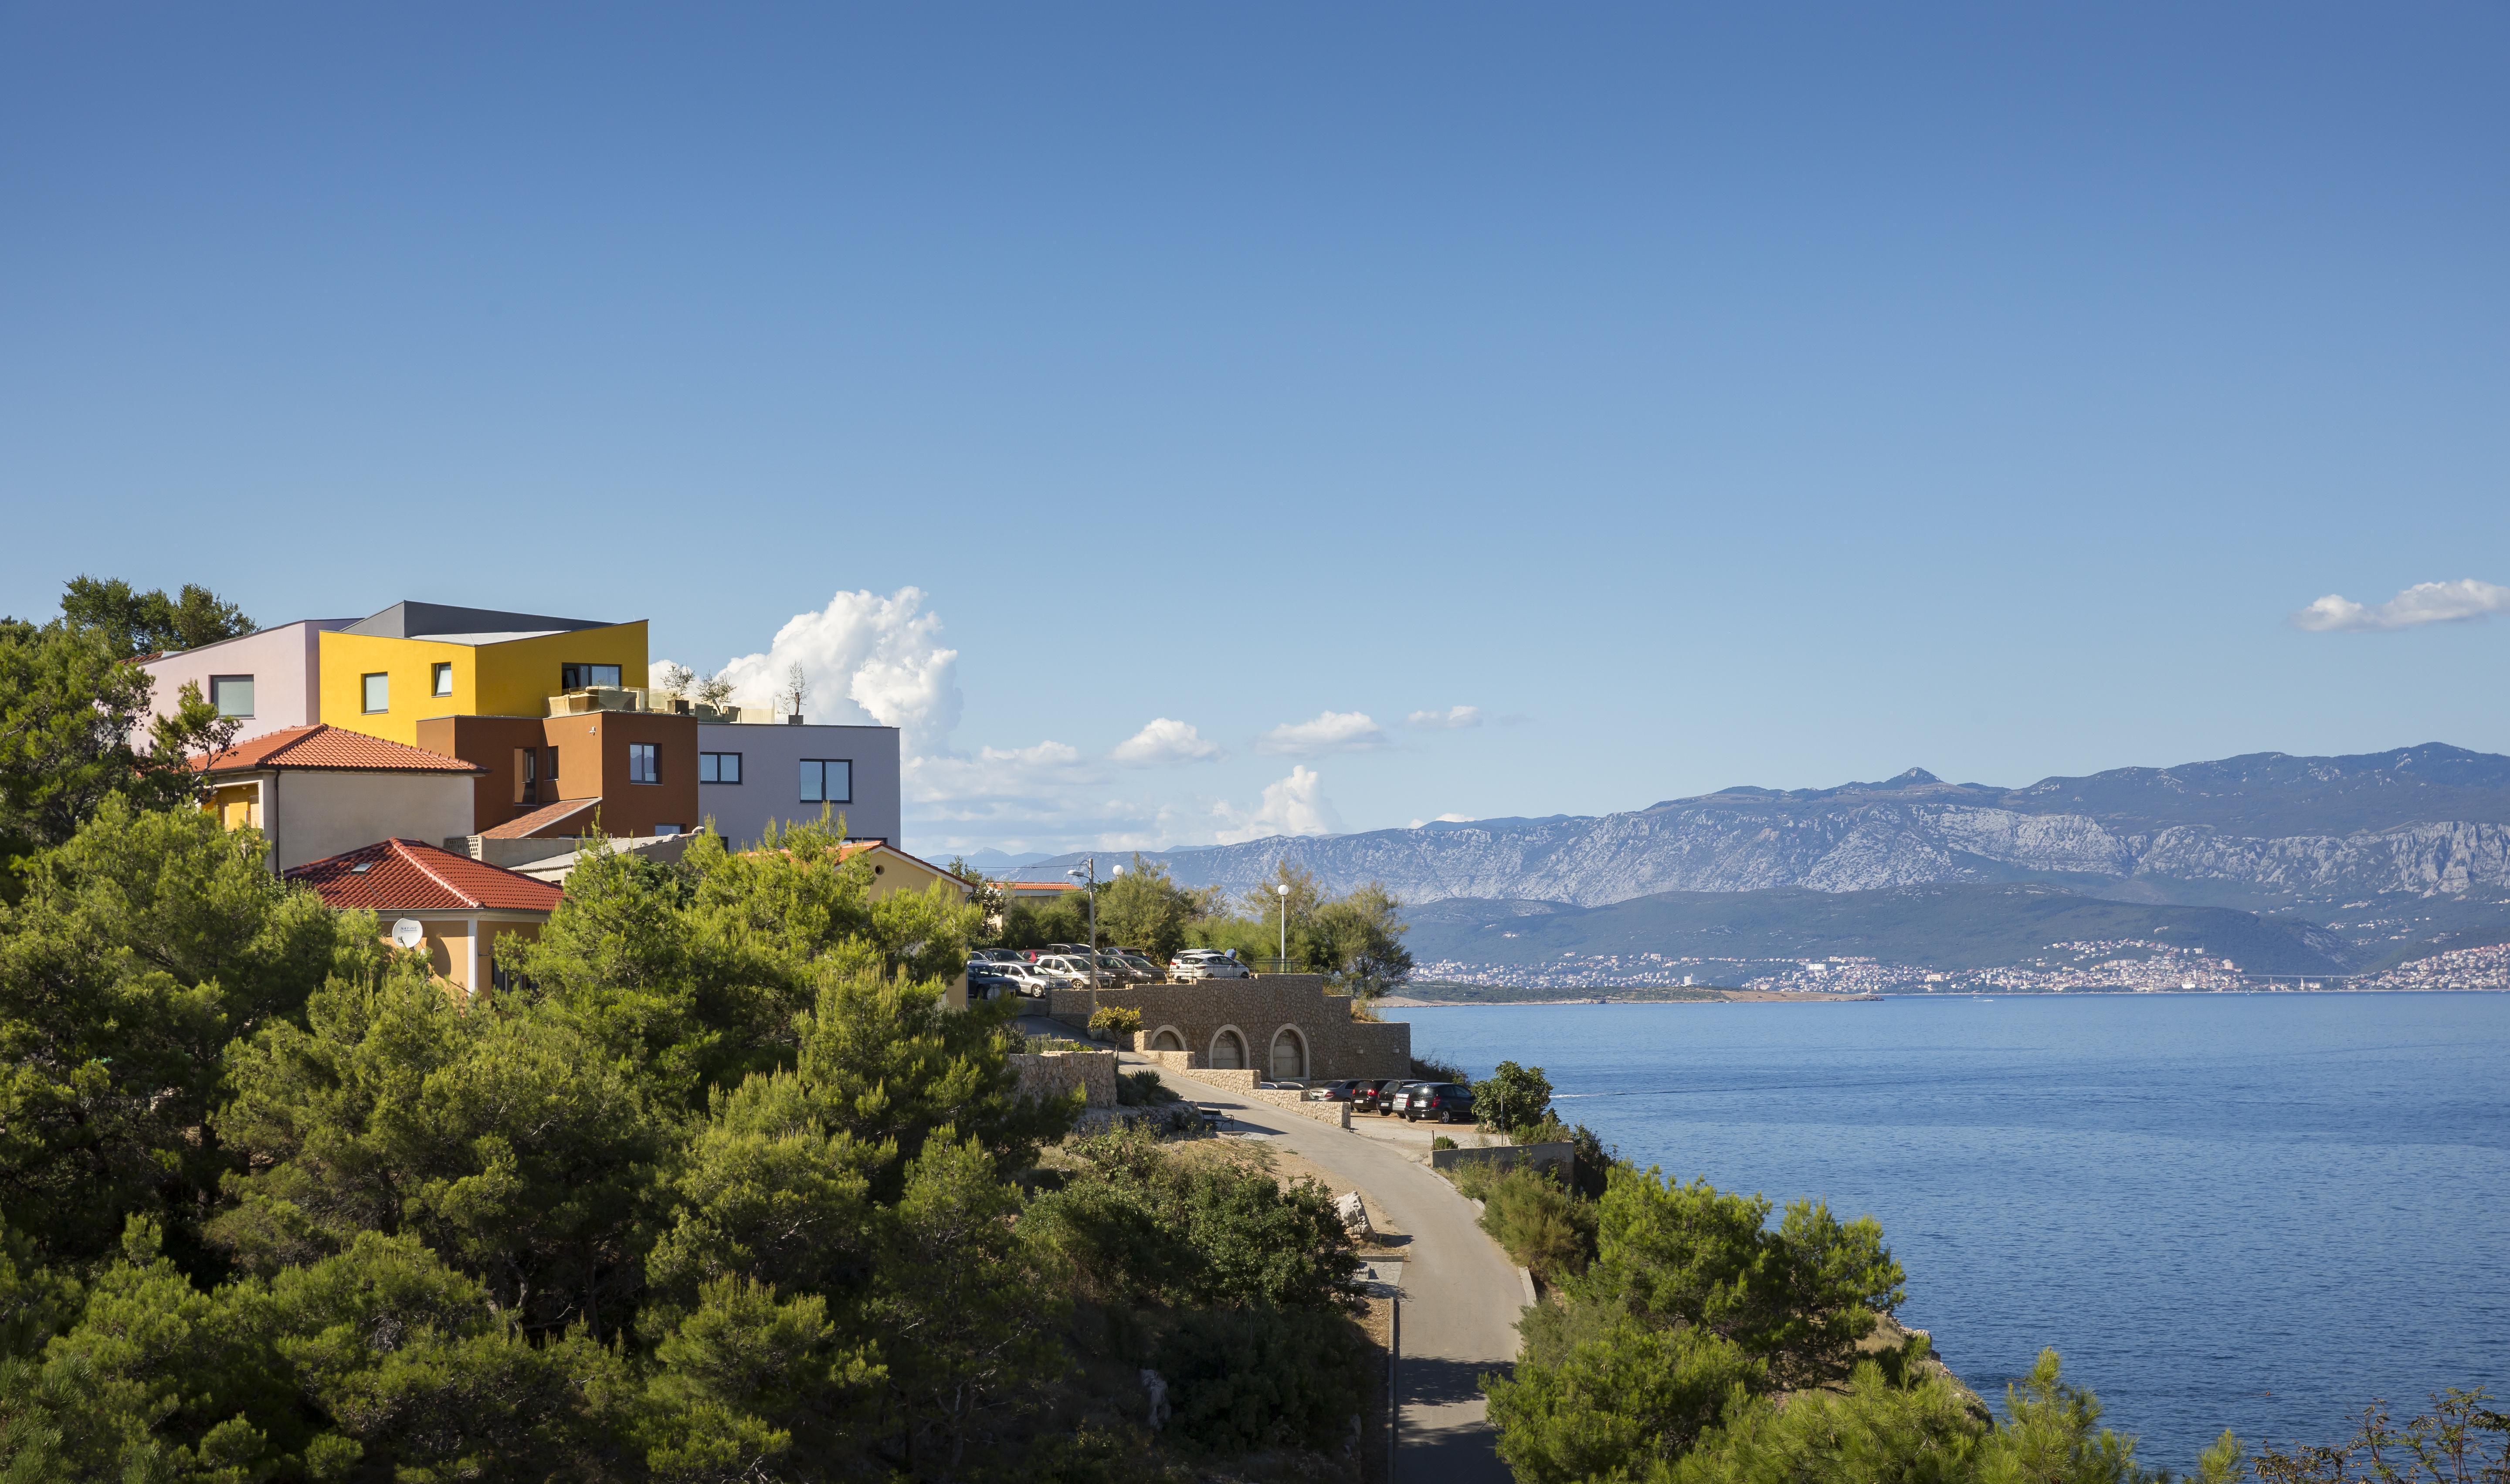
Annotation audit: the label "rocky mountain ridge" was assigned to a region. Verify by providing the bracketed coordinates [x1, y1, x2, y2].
[1035, 744, 2510, 915]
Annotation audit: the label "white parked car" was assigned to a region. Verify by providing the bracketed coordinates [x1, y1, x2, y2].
[1032, 954, 1097, 987]
[1170, 949, 1252, 981]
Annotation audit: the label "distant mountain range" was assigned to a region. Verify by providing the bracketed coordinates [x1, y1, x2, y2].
[1034, 744, 2510, 974]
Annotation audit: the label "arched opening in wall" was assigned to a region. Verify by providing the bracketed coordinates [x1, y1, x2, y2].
[1209, 1029, 1246, 1070]
[1270, 1027, 1307, 1081]
[1151, 1027, 1185, 1052]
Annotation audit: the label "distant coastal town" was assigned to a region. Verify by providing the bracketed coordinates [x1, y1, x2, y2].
[1414, 938, 2510, 996]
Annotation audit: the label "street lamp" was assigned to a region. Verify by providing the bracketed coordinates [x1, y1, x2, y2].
[1276, 882, 1290, 972]
[1068, 857, 1100, 1023]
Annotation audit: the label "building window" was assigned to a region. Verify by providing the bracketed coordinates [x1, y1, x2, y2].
[432, 662, 454, 697]
[800, 759, 851, 803]
[562, 662, 623, 691]
[546, 746, 557, 780]
[629, 743, 660, 784]
[208, 674, 255, 718]
[699, 751, 742, 784]
[361, 672, 389, 713]
[514, 748, 539, 806]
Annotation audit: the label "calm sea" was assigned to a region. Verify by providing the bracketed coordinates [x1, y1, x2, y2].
[1384, 993, 2510, 1468]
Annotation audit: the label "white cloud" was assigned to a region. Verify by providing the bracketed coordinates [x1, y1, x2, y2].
[661, 587, 963, 756]
[1214, 767, 1343, 844]
[1111, 718, 1225, 766]
[2291, 579, 2510, 633]
[1406, 705, 1482, 729]
[1257, 710, 1387, 756]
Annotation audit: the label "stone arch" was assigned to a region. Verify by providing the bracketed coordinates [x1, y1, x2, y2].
[1150, 1025, 1186, 1052]
[1208, 1025, 1248, 1071]
[1269, 1025, 1309, 1081]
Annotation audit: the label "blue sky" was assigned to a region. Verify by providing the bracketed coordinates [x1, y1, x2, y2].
[3, 3, 2504, 855]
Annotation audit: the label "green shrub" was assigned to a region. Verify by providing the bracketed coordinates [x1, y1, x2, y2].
[1410, 1054, 1469, 1083]
[1153, 1307, 1369, 1453]
[1475, 1061, 1554, 1136]
[1116, 1070, 1179, 1107]
[1476, 1164, 1599, 1284]
[1432, 1135, 1458, 1151]
[1091, 1005, 1144, 1038]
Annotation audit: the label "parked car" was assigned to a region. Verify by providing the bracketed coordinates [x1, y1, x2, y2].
[1116, 952, 1164, 979]
[1170, 949, 1252, 982]
[1092, 952, 1149, 983]
[966, 961, 1028, 1000]
[1305, 1080, 1362, 1103]
[1031, 954, 1096, 987]
[1360, 1080, 1418, 1116]
[987, 962, 1050, 997]
[1401, 1083, 1476, 1124]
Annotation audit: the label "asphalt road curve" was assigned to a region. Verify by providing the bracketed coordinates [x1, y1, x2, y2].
[1153, 1070, 1524, 1484]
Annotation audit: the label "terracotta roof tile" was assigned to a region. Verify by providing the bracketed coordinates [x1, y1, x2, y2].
[286, 838, 564, 914]
[197, 725, 485, 775]
[481, 797, 603, 840]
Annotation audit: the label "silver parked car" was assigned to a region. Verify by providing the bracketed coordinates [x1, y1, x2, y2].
[1031, 954, 1097, 987]
[1170, 949, 1252, 982]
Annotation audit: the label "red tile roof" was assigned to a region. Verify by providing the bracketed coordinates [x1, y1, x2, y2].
[286, 838, 564, 914]
[481, 796, 602, 840]
[197, 725, 485, 775]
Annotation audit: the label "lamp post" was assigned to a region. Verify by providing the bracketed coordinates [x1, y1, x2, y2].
[1068, 857, 1100, 1024]
[1276, 882, 1290, 973]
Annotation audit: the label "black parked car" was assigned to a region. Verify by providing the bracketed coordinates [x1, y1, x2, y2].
[1401, 1083, 1475, 1124]
[1360, 1079, 1418, 1116]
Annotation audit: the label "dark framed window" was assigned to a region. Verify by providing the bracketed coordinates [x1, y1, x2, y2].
[561, 662, 623, 691]
[800, 759, 851, 803]
[208, 674, 254, 718]
[629, 742, 660, 784]
[699, 751, 742, 784]
[361, 672, 389, 713]
[432, 661, 454, 697]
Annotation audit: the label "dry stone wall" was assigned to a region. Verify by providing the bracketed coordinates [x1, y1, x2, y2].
[1007, 1049, 1116, 1109]
[1045, 974, 1411, 1080]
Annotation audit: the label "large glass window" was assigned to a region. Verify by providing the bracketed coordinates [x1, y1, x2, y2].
[361, 673, 389, 713]
[629, 743, 659, 784]
[799, 759, 851, 803]
[208, 674, 254, 718]
[699, 751, 742, 784]
[432, 662, 454, 697]
[561, 663, 623, 691]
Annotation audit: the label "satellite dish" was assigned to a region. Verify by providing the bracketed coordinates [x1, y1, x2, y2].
[391, 918, 424, 950]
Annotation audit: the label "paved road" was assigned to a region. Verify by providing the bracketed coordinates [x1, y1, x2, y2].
[1152, 1068, 1525, 1484]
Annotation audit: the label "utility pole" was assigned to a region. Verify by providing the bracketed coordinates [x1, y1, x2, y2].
[1276, 881, 1290, 972]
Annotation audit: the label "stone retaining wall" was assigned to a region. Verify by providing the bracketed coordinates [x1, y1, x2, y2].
[1168, 1067, 1352, 1128]
[1047, 975, 1411, 1080]
[1007, 1049, 1116, 1109]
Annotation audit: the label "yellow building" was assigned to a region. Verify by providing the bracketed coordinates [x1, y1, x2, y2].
[316, 600, 648, 746]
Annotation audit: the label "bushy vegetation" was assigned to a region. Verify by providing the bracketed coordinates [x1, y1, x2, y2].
[0, 607, 1369, 1484]
[1026, 1130, 1368, 1454]
[980, 855, 1416, 1000]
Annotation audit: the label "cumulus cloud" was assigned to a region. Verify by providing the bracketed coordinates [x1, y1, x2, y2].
[1111, 718, 1225, 766]
[1214, 767, 1343, 844]
[662, 587, 963, 755]
[2292, 579, 2510, 633]
[1257, 710, 1387, 756]
[1406, 705, 1483, 729]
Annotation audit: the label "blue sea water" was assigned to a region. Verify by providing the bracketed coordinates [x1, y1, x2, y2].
[1384, 993, 2510, 1468]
